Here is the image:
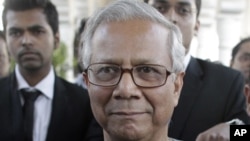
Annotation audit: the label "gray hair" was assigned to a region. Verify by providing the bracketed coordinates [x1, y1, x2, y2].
[80, 0, 185, 73]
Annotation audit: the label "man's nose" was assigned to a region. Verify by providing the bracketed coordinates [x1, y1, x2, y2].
[165, 8, 178, 24]
[21, 33, 32, 46]
[113, 72, 141, 99]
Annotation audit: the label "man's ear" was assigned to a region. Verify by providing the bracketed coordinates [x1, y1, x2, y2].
[229, 59, 234, 67]
[244, 84, 250, 104]
[173, 72, 185, 106]
[83, 72, 89, 89]
[194, 20, 200, 36]
[54, 32, 60, 50]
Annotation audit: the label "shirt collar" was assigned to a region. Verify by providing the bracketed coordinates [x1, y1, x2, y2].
[184, 51, 191, 71]
[15, 65, 55, 99]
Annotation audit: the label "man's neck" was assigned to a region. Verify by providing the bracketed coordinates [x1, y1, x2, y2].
[19, 66, 51, 87]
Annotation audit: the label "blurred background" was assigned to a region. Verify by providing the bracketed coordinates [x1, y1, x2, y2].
[0, 0, 250, 81]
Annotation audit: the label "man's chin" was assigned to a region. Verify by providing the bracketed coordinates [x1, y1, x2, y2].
[21, 63, 42, 71]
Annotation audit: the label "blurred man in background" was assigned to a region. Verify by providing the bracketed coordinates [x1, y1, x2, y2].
[231, 37, 250, 116]
[0, 0, 103, 141]
[145, 0, 250, 140]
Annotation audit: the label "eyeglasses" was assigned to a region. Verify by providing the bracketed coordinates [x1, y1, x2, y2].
[85, 63, 172, 88]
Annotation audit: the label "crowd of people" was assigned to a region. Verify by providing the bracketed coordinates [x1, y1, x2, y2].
[0, 0, 249, 141]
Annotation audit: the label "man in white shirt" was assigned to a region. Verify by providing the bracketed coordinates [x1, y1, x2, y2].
[0, 0, 103, 141]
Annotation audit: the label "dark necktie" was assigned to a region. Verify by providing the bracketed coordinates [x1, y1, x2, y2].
[20, 88, 41, 141]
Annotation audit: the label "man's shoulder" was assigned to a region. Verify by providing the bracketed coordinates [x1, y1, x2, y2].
[0, 76, 8, 82]
[56, 76, 87, 93]
[0, 76, 12, 99]
[0, 75, 11, 87]
[187, 57, 244, 84]
[55, 76, 90, 105]
[195, 58, 241, 76]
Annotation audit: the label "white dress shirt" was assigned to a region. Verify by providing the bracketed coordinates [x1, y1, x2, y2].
[16, 65, 55, 141]
[183, 51, 191, 71]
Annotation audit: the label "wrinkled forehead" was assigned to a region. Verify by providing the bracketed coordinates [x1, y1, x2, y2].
[90, 20, 172, 67]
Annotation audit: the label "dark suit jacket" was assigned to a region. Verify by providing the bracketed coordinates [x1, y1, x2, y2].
[0, 73, 103, 141]
[169, 57, 250, 141]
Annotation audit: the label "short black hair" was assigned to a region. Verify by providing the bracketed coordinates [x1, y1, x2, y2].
[73, 18, 88, 74]
[2, 0, 59, 35]
[73, 18, 88, 49]
[231, 37, 250, 61]
[195, 0, 201, 17]
[144, 0, 202, 17]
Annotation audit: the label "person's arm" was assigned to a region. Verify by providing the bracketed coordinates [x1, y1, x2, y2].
[224, 72, 250, 124]
[196, 123, 229, 141]
[196, 118, 245, 141]
[196, 71, 249, 141]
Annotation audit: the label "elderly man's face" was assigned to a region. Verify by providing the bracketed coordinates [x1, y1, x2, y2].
[84, 20, 184, 140]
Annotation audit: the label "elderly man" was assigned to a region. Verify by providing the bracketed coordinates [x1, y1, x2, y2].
[80, 0, 185, 141]
[145, 0, 250, 141]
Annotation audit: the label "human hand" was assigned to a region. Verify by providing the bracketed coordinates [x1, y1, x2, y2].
[247, 104, 250, 117]
[244, 84, 250, 116]
[196, 123, 229, 141]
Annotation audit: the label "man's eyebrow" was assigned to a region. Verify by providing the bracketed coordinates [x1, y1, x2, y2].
[8, 27, 22, 31]
[242, 52, 250, 56]
[8, 25, 44, 32]
[178, 1, 192, 7]
[154, 0, 193, 8]
[156, 0, 168, 3]
[27, 25, 44, 30]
